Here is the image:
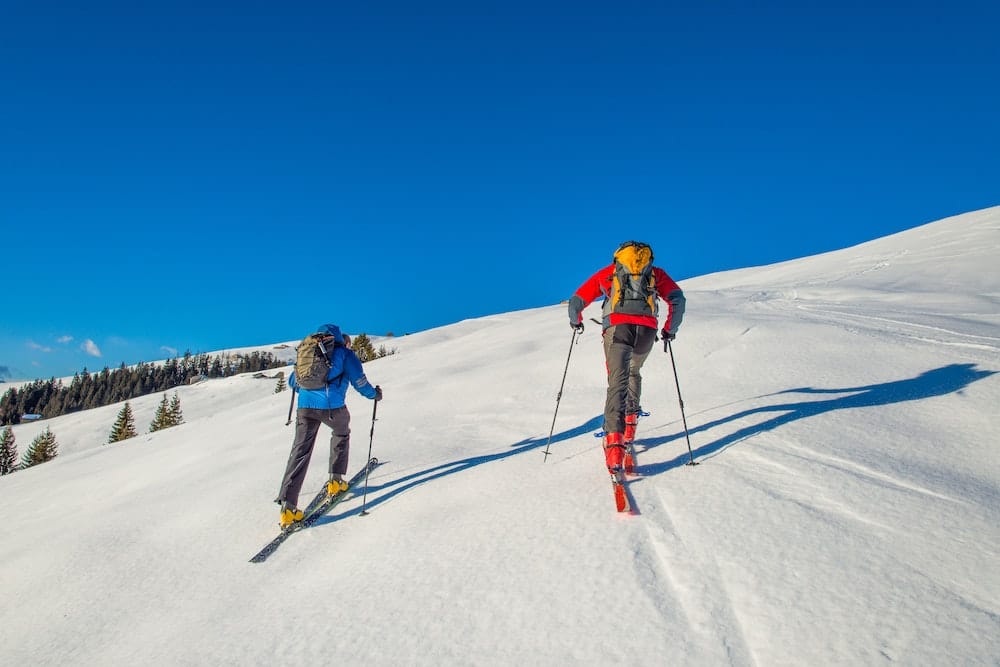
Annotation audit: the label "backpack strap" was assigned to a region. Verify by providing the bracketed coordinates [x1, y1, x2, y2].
[314, 334, 333, 368]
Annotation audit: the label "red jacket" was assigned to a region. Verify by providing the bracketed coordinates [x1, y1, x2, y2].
[569, 264, 686, 333]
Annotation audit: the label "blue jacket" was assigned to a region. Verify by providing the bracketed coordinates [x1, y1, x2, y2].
[289, 324, 378, 409]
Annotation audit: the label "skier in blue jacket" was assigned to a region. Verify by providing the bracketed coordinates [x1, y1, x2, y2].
[276, 324, 382, 528]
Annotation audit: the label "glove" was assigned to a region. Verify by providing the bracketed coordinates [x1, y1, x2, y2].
[661, 329, 675, 351]
[570, 321, 584, 333]
[374, 385, 383, 402]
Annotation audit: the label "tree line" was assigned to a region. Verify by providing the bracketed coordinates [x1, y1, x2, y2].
[0, 350, 285, 426]
[0, 335, 394, 475]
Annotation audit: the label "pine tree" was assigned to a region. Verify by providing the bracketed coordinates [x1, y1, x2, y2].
[108, 402, 138, 444]
[149, 393, 171, 432]
[168, 392, 183, 426]
[0, 426, 17, 475]
[351, 333, 378, 363]
[275, 373, 287, 393]
[21, 427, 58, 468]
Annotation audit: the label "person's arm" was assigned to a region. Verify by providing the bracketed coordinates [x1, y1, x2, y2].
[343, 351, 379, 400]
[655, 268, 685, 336]
[568, 265, 612, 327]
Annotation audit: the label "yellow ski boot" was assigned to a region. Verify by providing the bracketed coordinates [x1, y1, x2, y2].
[279, 504, 304, 529]
[327, 476, 348, 497]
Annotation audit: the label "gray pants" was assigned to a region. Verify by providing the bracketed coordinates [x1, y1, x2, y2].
[277, 407, 351, 508]
[603, 324, 656, 435]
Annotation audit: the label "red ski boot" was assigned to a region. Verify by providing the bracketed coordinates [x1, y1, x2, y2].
[624, 413, 638, 444]
[623, 413, 638, 474]
[603, 432, 625, 471]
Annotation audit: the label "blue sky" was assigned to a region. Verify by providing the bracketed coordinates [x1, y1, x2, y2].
[2, 0, 998, 381]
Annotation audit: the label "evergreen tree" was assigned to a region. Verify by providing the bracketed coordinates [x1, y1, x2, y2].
[21, 427, 58, 468]
[0, 388, 17, 426]
[0, 426, 17, 475]
[168, 392, 183, 426]
[275, 373, 287, 393]
[351, 333, 378, 363]
[149, 393, 171, 432]
[108, 402, 138, 444]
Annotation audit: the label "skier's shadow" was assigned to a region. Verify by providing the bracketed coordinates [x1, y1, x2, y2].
[639, 362, 996, 475]
[312, 414, 604, 525]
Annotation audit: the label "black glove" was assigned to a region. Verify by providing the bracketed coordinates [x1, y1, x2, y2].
[570, 321, 584, 333]
[661, 329, 675, 351]
[374, 385, 383, 402]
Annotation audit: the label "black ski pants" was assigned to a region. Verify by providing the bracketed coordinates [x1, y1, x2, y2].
[277, 407, 351, 509]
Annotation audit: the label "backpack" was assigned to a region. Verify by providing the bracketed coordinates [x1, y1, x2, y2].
[606, 242, 658, 318]
[294, 333, 337, 389]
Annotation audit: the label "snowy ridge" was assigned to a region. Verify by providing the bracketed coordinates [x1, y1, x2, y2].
[1, 208, 998, 665]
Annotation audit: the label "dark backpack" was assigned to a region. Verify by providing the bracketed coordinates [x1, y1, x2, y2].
[608, 242, 657, 317]
[294, 333, 337, 389]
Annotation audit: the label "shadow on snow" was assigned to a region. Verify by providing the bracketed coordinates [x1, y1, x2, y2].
[313, 362, 994, 525]
[312, 413, 604, 525]
[639, 362, 996, 475]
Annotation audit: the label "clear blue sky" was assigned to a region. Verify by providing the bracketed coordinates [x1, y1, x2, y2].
[3, 0, 998, 381]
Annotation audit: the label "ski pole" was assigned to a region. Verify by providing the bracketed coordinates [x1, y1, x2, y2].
[285, 388, 297, 426]
[543, 327, 583, 462]
[667, 340, 698, 466]
[359, 392, 379, 516]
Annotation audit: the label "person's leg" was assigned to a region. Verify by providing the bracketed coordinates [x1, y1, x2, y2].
[624, 327, 656, 444]
[626, 327, 656, 414]
[603, 326, 632, 437]
[277, 409, 322, 509]
[324, 407, 352, 493]
[603, 325, 639, 471]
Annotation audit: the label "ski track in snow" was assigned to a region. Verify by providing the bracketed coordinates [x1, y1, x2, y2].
[754, 438, 969, 507]
[731, 285, 1000, 354]
[790, 302, 1000, 352]
[718, 436, 1000, 658]
[628, 482, 759, 666]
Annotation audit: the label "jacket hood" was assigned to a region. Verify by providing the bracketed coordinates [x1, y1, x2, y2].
[316, 324, 344, 344]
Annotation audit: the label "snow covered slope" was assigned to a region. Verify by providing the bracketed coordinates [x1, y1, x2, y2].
[1, 207, 998, 666]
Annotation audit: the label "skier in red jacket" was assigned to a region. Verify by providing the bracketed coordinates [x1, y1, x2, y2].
[568, 241, 685, 473]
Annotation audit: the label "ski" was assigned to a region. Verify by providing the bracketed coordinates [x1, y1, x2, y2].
[610, 467, 630, 513]
[250, 457, 380, 563]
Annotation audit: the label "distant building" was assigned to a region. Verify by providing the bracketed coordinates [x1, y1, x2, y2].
[21, 414, 43, 421]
